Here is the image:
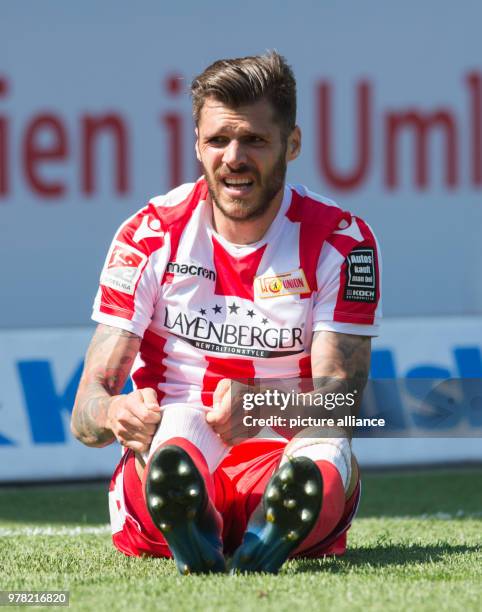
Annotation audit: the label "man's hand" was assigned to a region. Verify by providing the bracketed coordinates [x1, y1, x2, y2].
[205, 378, 233, 443]
[206, 378, 260, 445]
[107, 388, 162, 453]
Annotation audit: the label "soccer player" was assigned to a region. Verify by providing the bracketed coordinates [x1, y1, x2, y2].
[71, 52, 381, 575]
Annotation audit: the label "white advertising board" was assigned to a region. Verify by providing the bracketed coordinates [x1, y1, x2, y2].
[0, 317, 481, 482]
[1, 1, 482, 329]
[355, 317, 482, 466]
[0, 327, 122, 481]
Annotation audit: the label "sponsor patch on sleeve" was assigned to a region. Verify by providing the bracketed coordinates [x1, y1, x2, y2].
[343, 247, 377, 303]
[100, 241, 147, 295]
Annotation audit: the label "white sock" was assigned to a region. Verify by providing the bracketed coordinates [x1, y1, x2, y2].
[282, 437, 352, 491]
[142, 403, 229, 473]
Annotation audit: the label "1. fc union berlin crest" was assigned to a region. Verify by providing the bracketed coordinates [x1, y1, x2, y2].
[255, 269, 310, 298]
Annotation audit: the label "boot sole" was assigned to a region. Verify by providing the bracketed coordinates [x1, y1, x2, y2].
[230, 456, 323, 573]
[144, 445, 226, 574]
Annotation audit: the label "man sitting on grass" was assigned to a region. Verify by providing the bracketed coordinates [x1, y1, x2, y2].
[71, 51, 381, 574]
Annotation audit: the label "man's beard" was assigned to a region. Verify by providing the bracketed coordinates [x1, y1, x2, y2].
[204, 149, 287, 222]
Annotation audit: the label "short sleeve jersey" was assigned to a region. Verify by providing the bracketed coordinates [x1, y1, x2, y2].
[92, 179, 382, 408]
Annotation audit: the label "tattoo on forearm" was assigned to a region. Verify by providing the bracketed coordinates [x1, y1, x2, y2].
[310, 332, 371, 422]
[311, 332, 370, 384]
[71, 325, 141, 447]
[75, 391, 113, 446]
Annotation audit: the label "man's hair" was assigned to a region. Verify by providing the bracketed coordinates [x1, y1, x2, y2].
[191, 51, 297, 138]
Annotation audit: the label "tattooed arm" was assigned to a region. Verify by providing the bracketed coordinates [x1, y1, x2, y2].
[310, 330, 371, 416]
[71, 324, 161, 451]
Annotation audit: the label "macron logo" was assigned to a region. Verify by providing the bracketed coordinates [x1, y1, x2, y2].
[166, 261, 216, 281]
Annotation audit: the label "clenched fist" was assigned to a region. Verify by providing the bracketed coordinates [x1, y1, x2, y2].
[206, 379, 262, 445]
[106, 388, 162, 453]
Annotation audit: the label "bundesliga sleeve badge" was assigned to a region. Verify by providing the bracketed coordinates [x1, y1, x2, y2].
[100, 241, 147, 295]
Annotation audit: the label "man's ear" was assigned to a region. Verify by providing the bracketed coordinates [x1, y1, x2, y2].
[286, 126, 301, 162]
[195, 127, 201, 162]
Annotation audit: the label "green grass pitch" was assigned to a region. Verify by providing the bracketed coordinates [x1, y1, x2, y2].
[0, 468, 481, 611]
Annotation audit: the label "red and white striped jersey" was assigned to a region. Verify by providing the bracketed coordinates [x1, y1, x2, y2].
[92, 178, 382, 408]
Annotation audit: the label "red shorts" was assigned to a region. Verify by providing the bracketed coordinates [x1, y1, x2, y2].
[108, 439, 361, 559]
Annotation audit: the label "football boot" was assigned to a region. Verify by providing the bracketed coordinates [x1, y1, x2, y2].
[230, 456, 323, 573]
[144, 444, 226, 574]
